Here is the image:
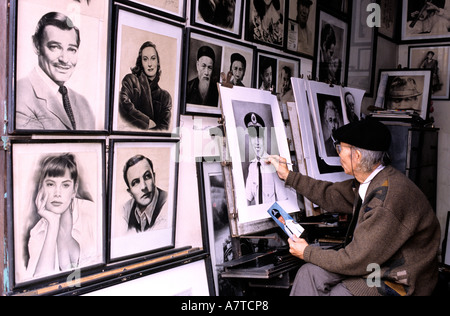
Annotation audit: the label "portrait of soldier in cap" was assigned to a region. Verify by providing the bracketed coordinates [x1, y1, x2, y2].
[244, 112, 288, 206]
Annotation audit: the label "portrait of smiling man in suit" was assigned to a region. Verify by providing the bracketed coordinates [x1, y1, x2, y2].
[15, 11, 95, 131]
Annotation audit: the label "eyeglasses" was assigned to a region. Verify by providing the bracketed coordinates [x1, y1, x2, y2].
[335, 143, 353, 155]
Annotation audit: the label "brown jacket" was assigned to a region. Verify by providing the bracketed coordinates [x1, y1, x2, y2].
[285, 166, 441, 296]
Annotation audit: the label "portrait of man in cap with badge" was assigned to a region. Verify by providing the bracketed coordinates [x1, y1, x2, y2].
[244, 111, 288, 206]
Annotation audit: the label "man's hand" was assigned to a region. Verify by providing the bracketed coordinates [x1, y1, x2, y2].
[288, 235, 309, 260]
[267, 155, 290, 181]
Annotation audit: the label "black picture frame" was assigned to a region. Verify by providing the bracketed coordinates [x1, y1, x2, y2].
[9, 0, 112, 134]
[107, 138, 180, 263]
[8, 139, 107, 290]
[110, 4, 184, 136]
[401, 0, 450, 43]
[116, 0, 186, 22]
[286, 0, 318, 58]
[191, 0, 244, 38]
[245, 0, 287, 50]
[182, 28, 257, 117]
[314, 10, 348, 85]
[408, 44, 450, 101]
[256, 49, 301, 105]
[374, 68, 433, 120]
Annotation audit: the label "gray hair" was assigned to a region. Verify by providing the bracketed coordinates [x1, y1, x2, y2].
[354, 147, 390, 173]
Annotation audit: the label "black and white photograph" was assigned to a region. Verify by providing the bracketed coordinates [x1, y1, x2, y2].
[306, 80, 348, 166]
[316, 11, 348, 85]
[191, 0, 244, 37]
[292, 78, 352, 182]
[402, 0, 450, 41]
[108, 140, 179, 261]
[409, 45, 450, 100]
[184, 30, 256, 116]
[257, 51, 300, 105]
[111, 7, 183, 135]
[124, 0, 186, 20]
[219, 85, 298, 224]
[11, 141, 105, 286]
[13, 0, 110, 133]
[375, 69, 432, 120]
[287, 0, 317, 57]
[246, 0, 286, 48]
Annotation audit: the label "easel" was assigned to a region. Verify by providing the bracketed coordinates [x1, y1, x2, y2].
[212, 74, 304, 293]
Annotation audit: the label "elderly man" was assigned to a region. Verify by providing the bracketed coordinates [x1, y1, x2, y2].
[186, 45, 219, 107]
[268, 119, 440, 296]
[16, 12, 94, 131]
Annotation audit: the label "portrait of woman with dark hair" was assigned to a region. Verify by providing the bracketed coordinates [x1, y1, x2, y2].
[23, 153, 97, 280]
[119, 41, 172, 131]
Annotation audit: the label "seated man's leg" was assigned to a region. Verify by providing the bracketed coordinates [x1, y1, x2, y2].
[290, 263, 352, 296]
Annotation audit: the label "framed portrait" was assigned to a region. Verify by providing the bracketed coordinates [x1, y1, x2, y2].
[401, 0, 450, 42]
[245, 0, 286, 49]
[409, 45, 450, 100]
[378, 0, 400, 40]
[219, 85, 300, 232]
[374, 69, 433, 120]
[315, 11, 348, 85]
[191, 0, 244, 38]
[196, 158, 235, 296]
[287, 0, 318, 57]
[111, 6, 183, 135]
[108, 139, 179, 262]
[10, 0, 111, 134]
[118, 0, 186, 21]
[292, 78, 352, 183]
[256, 50, 301, 105]
[9, 140, 106, 287]
[306, 80, 349, 167]
[183, 29, 256, 116]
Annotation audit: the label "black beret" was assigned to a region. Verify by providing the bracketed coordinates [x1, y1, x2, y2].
[332, 119, 391, 152]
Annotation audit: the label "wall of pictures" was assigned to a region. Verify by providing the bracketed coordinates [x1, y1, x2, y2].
[1, 0, 450, 296]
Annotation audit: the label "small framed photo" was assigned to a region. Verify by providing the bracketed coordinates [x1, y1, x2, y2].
[315, 10, 348, 85]
[9, 140, 106, 287]
[108, 139, 179, 262]
[120, 0, 186, 21]
[191, 0, 244, 38]
[219, 85, 299, 234]
[374, 69, 432, 120]
[286, 0, 318, 57]
[111, 5, 184, 135]
[409, 45, 450, 100]
[256, 50, 300, 105]
[183, 29, 256, 116]
[245, 0, 286, 49]
[401, 0, 450, 42]
[11, 0, 111, 133]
